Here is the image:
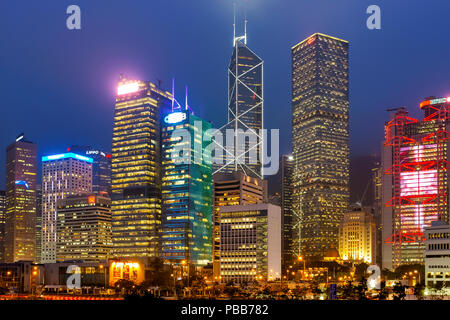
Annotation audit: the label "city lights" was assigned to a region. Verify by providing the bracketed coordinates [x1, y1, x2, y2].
[117, 82, 139, 95]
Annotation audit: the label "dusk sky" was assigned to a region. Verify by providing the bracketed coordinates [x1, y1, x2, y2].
[1, 0, 450, 189]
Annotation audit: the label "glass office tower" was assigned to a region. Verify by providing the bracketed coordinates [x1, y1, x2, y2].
[160, 107, 213, 266]
[215, 29, 264, 179]
[41, 152, 93, 263]
[111, 77, 172, 261]
[5, 134, 37, 263]
[291, 33, 350, 260]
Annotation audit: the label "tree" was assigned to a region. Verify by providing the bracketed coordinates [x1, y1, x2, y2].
[378, 281, 388, 300]
[355, 263, 369, 280]
[393, 282, 406, 300]
[341, 281, 355, 300]
[144, 257, 172, 287]
[355, 277, 368, 300]
[414, 282, 424, 300]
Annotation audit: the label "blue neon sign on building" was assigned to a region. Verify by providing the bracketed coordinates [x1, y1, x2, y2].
[42, 152, 93, 163]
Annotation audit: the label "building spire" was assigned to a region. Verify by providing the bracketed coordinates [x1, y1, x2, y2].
[185, 85, 188, 111]
[171, 78, 175, 112]
[244, 0, 248, 45]
[233, 2, 236, 46]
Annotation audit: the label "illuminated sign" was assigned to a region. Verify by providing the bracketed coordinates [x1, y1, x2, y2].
[164, 112, 187, 124]
[307, 37, 316, 45]
[88, 195, 96, 204]
[109, 261, 144, 286]
[42, 153, 93, 163]
[420, 97, 450, 108]
[86, 150, 107, 157]
[15, 180, 29, 189]
[16, 134, 24, 142]
[117, 82, 139, 95]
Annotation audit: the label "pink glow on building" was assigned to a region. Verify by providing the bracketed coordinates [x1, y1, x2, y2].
[117, 82, 139, 95]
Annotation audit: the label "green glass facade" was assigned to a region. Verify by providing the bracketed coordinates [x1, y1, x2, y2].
[161, 110, 213, 266]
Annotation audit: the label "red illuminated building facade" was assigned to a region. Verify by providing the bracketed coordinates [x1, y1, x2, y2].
[382, 97, 450, 269]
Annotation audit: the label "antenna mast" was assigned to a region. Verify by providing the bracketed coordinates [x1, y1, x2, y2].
[233, 2, 236, 46]
[185, 85, 188, 111]
[171, 78, 175, 112]
[244, 0, 248, 44]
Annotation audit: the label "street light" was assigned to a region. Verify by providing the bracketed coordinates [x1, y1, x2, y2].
[297, 256, 306, 279]
[99, 264, 107, 289]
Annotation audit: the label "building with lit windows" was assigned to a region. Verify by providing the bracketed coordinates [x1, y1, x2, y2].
[372, 164, 383, 265]
[212, 171, 267, 277]
[424, 221, 450, 294]
[68, 146, 112, 196]
[41, 152, 93, 263]
[5, 134, 37, 263]
[35, 185, 42, 263]
[160, 105, 213, 266]
[382, 97, 450, 269]
[338, 205, 376, 264]
[111, 77, 172, 262]
[281, 154, 295, 270]
[0, 190, 5, 262]
[291, 33, 350, 260]
[0, 261, 44, 293]
[214, 21, 264, 179]
[56, 194, 112, 262]
[218, 203, 281, 284]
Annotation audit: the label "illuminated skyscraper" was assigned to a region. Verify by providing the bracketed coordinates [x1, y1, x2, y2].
[56, 194, 112, 262]
[218, 203, 281, 284]
[338, 205, 376, 264]
[214, 16, 264, 179]
[160, 104, 213, 266]
[111, 77, 172, 261]
[280, 154, 295, 269]
[41, 152, 93, 263]
[35, 185, 42, 263]
[291, 33, 350, 260]
[212, 171, 267, 277]
[382, 97, 450, 269]
[5, 134, 37, 263]
[0, 190, 5, 262]
[68, 146, 112, 196]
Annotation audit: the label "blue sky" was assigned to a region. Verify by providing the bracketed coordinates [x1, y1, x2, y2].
[1, 0, 450, 188]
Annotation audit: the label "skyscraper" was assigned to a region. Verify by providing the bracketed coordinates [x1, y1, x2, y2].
[218, 203, 281, 284]
[215, 17, 264, 179]
[35, 185, 42, 263]
[56, 194, 112, 262]
[212, 171, 267, 277]
[5, 134, 37, 263]
[382, 97, 450, 269]
[41, 152, 93, 263]
[68, 146, 112, 196]
[160, 105, 213, 266]
[111, 77, 172, 261]
[0, 190, 5, 262]
[339, 205, 376, 264]
[291, 33, 350, 260]
[280, 154, 295, 269]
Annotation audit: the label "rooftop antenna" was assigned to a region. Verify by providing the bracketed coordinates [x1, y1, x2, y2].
[171, 78, 175, 112]
[233, 2, 236, 46]
[184, 85, 194, 114]
[244, 0, 248, 44]
[185, 85, 189, 111]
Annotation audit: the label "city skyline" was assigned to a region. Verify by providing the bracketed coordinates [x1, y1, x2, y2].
[2, 1, 450, 189]
[1, 1, 450, 303]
